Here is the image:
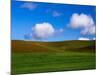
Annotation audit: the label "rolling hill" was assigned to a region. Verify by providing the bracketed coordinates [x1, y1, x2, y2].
[12, 40, 96, 74]
[12, 40, 95, 53]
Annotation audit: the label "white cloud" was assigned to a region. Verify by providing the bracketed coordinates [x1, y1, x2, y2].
[70, 13, 96, 35]
[20, 2, 37, 10]
[93, 37, 96, 40]
[81, 25, 95, 35]
[78, 37, 90, 40]
[24, 22, 64, 40]
[59, 28, 64, 32]
[54, 28, 64, 35]
[46, 9, 61, 17]
[88, 26, 96, 34]
[52, 11, 61, 17]
[70, 13, 94, 28]
[32, 22, 55, 39]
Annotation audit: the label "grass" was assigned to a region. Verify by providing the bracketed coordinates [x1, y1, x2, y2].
[11, 40, 96, 75]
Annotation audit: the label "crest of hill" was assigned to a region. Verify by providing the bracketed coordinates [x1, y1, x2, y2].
[12, 40, 95, 53]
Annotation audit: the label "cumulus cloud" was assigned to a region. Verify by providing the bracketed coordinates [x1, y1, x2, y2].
[78, 37, 90, 40]
[81, 25, 95, 35]
[20, 2, 37, 10]
[24, 22, 65, 40]
[70, 13, 96, 35]
[70, 13, 94, 28]
[32, 22, 55, 39]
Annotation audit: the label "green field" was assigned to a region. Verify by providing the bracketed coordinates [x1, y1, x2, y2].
[11, 40, 96, 74]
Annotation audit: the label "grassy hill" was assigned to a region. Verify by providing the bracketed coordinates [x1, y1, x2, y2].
[12, 40, 95, 53]
[11, 40, 96, 74]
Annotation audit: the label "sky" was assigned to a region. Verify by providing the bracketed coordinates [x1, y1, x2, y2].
[11, 0, 96, 41]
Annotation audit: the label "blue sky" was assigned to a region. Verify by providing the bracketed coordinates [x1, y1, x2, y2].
[11, 1, 96, 41]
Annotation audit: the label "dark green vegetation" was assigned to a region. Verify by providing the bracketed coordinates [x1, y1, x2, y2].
[11, 40, 96, 74]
